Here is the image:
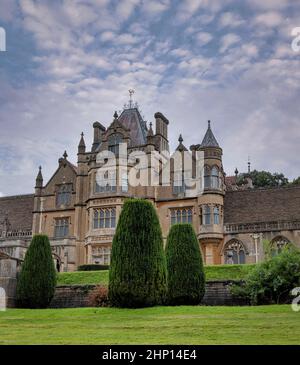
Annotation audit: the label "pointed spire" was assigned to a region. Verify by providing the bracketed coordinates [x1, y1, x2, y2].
[147, 122, 154, 137]
[78, 132, 86, 154]
[201, 120, 219, 148]
[176, 133, 188, 152]
[35, 166, 43, 188]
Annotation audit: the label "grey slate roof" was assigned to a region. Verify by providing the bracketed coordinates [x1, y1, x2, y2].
[201, 120, 219, 148]
[118, 108, 147, 147]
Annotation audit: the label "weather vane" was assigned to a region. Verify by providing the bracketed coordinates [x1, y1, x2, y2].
[129, 89, 135, 108]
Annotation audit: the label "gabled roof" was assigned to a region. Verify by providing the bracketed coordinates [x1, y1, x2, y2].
[176, 134, 188, 152]
[118, 107, 147, 147]
[201, 120, 219, 148]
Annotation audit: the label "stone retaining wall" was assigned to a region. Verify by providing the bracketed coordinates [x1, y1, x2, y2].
[50, 280, 247, 308]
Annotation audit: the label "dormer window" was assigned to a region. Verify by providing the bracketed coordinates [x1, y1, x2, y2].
[108, 133, 123, 156]
[56, 184, 72, 207]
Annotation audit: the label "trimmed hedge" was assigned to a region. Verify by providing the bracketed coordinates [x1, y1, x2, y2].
[166, 224, 205, 305]
[78, 264, 109, 271]
[109, 199, 167, 308]
[16, 234, 57, 308]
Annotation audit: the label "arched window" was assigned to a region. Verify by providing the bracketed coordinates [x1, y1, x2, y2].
[204, 166, 211, 188]
[108, 133, 122, 156]
[213, 206, 220, 225]
[224, 240, 246, 264]
[270, 236, 290, 255]
[211, 166, 220, 189]
[202, 205, 211, 225]
[93, 208, 116, 229]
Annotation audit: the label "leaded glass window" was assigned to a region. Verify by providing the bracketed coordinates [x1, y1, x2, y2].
[170, 208, 192, 225]
[93, 208, 116, 229]
[54, 218, 69, 238]
[224, 240, 245, 264]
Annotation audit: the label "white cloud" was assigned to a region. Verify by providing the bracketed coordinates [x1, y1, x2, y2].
[142, 0, 170, 15]
[115, 0, 140, 21]
[196, 32, 213, 46]
[254, 11, 283, 27]
[247, 0, 291, 10]
[220, 33, 241, 53]
[219, 12, 245, 28]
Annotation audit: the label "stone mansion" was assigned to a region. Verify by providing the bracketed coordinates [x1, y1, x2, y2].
[1, 101, 300, 271]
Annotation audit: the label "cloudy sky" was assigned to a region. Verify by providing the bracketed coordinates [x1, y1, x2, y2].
[0, 0, 299, 196]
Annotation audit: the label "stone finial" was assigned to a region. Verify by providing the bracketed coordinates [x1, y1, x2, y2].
[114, 111, 118, 119]
[235, 168, 239, 177]
[78, 132, 86, 154]
[63, 151, 68, 159]
[35, 165, 43, 188]
[178, 134, 183, 143]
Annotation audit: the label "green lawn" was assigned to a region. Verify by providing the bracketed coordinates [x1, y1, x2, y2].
[57, 264, 255, 286]
[0, 305, 298, 345]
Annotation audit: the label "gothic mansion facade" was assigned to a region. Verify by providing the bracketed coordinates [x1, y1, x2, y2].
[1, 104, 300, 271]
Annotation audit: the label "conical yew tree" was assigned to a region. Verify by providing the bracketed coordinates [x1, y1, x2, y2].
[166, 223, 205, 305]
[16, 234, 57, 308]
[109, 199, 167, 308]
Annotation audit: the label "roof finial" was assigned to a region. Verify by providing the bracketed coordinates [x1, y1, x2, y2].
[208, 120, 211, 128]
[114, 111, 118, 119]
[235, 168, 239, 177]
[128, 89, 135, 109]
[248, 156, 251, 174]
[178, 134, 183, 143]
[63, 151, 68, 159]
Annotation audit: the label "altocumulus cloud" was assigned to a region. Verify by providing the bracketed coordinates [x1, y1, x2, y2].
[0, 0, 300, 195]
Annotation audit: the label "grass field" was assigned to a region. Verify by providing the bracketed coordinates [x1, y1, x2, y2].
[57, 264, 255, 286]
[0, 305, 298, 345]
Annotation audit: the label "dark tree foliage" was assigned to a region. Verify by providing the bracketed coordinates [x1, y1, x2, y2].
[232, 245, 300, 305]
[108, 199, 167, 308]
[237, 170, 289, 188]
[166, 224, 205, 305]
[16, 234, 57, 308]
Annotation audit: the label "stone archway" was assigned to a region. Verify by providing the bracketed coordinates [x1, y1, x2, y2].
[270, 236, 290, 255]
[52, 253, 62, 272]
[223, 239, 247, 264]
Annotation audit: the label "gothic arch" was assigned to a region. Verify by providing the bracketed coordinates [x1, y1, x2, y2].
[270, 235, 290, 254]
[223, 239, 247, 264]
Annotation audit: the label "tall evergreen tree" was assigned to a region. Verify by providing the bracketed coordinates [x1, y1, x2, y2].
[16, 234, 57, 308]
[166, 224, 205, 305]
[109, 199, 167, 308]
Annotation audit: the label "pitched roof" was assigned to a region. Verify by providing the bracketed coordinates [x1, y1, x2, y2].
[201, 120, 219, 148]
[0, 194, 34, 232]
[224, 186, 300, 224]
[118, 107, 147, 146]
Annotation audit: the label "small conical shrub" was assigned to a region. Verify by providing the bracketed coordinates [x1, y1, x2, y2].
[109, 199, 167, 308]
[166, 224, 205, 305]
[16, 234, 57, 308]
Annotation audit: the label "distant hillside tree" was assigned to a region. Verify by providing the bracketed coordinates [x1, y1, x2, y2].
[16, 234, 57, 308]
[109, 199, 167, 308]
[290, 177, 300, 186]
[166, 224, 205, 305]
